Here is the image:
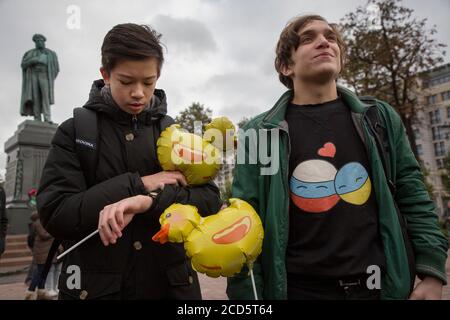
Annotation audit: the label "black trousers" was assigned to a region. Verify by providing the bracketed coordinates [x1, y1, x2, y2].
[28, 264, 45, 291]
[287, 273, 381, 300]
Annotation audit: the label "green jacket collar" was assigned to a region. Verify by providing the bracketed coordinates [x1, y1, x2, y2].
[261, 85, 372, 128]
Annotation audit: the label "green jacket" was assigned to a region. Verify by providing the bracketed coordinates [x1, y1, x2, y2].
[227, 86, 448, 300]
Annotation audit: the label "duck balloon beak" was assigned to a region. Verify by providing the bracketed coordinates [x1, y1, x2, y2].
[152, 223, 170, 244]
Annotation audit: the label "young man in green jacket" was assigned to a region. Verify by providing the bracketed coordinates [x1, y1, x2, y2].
[227, 14, 448, 300]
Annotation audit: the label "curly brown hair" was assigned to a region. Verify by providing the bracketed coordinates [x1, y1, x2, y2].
[274, 15, 346, 89]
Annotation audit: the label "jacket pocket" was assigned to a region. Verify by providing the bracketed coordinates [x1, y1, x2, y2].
[165, 260, 201, 299]
[58, 270, 122, 300]
[166, 260, 194, 286]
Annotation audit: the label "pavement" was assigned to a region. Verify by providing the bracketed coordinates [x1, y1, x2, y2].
[0, 251, 449, 300]
[0, 268, 228, 300]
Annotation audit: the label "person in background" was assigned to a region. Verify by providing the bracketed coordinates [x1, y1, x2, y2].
[45, 245, 63, 298]
[24, 188, 38, 286]
[24, 213, 36, 287]
[25, 211, 54, 300]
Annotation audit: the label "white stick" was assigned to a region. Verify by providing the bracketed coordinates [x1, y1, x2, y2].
[56, 229, 99, 260]
[250, 268, 258, 300]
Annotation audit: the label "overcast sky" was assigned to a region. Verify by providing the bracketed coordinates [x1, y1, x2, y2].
[0, 0, 449, 179]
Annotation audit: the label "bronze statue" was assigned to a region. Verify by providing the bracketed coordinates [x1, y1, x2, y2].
[20, 34, 59, 123]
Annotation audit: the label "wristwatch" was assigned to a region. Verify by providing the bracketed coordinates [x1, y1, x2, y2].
[148, 191, 158, 199]
[148, 188, 162, 201]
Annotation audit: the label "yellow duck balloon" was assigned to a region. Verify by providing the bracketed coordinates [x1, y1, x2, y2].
[156, 117, 236, 186]
[204, 116, 237, 151]
[152, 198, 264, 278]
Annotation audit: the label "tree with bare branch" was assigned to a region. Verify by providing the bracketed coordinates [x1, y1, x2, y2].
[340, 0, 447, 157]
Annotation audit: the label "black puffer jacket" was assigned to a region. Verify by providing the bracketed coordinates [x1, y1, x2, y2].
[37, 80, 222, 300]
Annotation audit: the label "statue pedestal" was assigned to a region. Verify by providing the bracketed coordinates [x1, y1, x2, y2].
[3, 120, 58, 234]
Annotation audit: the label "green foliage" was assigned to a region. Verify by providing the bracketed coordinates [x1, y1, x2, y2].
[174, 102, 212, 133]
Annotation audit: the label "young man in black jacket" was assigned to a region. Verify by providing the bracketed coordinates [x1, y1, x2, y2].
[37, 23, 222, 300]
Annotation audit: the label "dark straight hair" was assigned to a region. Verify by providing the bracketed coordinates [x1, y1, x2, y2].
[101, 23, 165, 76]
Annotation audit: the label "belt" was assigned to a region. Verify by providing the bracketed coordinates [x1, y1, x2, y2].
[287, 273, 370, 289]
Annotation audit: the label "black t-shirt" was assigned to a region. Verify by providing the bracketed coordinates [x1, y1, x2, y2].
[285, 97, 386, 278]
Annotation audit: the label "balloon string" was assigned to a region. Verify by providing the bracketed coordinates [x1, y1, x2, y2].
[57, 229, 99, 260]
[250, 268, 258, 300]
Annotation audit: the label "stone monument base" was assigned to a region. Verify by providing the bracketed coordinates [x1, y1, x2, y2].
[4, 120, 58, 234]
[5, 203, 30, 234]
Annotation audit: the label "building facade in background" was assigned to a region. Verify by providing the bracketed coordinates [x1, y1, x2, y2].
[414, 63, 450, 218]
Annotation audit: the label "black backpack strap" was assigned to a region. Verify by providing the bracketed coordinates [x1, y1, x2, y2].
[39, 108, 99, 285]
[360, 96, 396, 196]
[361, 97, 417, 293]
[158, 115, 174, 134]
[38, 239, 61, 288]
[73, 108, 99, 188]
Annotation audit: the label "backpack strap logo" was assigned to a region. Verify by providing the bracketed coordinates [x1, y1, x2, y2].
[75, 138, 96, 149]
[73, 107, 99, 188]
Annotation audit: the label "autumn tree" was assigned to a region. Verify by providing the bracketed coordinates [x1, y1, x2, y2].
[340, 0, 447, 156]
[237, 117, 250, 129]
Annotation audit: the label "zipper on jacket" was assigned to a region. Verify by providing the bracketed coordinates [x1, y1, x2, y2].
[132, 115, 138, 133]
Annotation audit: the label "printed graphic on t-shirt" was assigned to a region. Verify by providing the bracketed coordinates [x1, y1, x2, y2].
[289, 142, 371, 213]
